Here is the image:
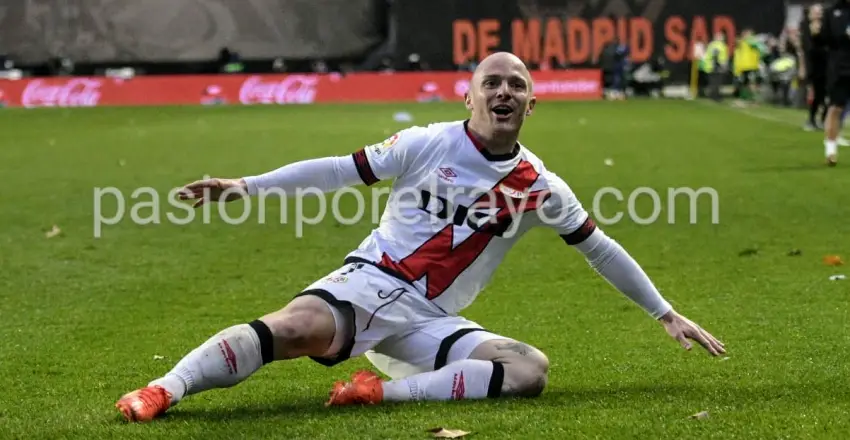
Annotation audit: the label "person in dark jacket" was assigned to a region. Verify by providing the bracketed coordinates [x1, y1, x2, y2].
[801, 4, 829, 130]
[811, 0, 850, 165]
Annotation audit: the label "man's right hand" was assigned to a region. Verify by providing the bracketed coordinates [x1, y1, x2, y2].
[177, 178, 248, 207]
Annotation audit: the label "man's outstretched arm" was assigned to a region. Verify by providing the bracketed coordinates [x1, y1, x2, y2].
[242, 155, 364, 196]
[177, 127, 431, 207]
[565, 221, 726, 356]
[563, 220, 672, 319]
[177, 155, 365, 207]
[540, 171, 726, 356]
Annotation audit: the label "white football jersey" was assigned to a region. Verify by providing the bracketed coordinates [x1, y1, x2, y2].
[345, 120, 595, 315]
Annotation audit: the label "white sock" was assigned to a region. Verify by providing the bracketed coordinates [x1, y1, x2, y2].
[826, 140, 838, 156]
[148, 322, 273, 405]
[381, 360, 503, 401]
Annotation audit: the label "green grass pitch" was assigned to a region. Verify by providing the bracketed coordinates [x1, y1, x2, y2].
[1, 99, 849, 439]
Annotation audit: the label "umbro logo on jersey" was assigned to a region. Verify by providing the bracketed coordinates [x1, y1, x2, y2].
[438, 167, 457, 182]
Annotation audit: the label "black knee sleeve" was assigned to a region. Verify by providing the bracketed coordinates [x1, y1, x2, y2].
[249, 319, 274, 365]
[487, 361, 505, 398]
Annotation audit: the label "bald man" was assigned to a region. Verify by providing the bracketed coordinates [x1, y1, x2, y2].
[116, 53, 724, 420]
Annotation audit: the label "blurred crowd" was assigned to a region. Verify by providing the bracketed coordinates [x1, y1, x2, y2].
[695, 27, 805, 107]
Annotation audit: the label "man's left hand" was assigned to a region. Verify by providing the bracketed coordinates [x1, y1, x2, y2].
[659, 310, 726, 356]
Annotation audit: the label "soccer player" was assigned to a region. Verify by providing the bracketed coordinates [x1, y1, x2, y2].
[811, 0, 850, 165]
[115, 52, 725, 422]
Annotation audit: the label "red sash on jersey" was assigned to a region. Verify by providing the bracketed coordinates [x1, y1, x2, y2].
[378, 160, 549, 300]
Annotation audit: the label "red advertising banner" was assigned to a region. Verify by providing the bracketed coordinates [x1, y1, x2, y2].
[0, 70, 600, 108]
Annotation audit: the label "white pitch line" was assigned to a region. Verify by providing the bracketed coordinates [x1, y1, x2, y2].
[693, 99, 804, 127]
[692, 98, 850, 139]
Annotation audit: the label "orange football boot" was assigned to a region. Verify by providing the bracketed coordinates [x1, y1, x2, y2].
[115, 385, 172, 422]
[325, 370, 384, 406]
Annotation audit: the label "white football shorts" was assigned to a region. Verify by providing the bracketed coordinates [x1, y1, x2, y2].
[296, 258, 512, 379]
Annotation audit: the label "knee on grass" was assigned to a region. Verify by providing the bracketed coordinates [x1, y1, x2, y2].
[501, 353, 549, 398]
[474, 340, 550, 398]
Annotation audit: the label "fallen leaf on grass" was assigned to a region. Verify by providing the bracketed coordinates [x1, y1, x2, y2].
[823, 255, 843, 266]
[45, 225, 61, 238]
[738, 248, 758, 257]
[153, 355, 165, 360]
[689, 411, 709, 420]
[427, 427, 470, 438]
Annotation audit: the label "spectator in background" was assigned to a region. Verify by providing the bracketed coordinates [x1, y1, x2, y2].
[312, 60, 329, 74]
[600, 41, 617, 96]
[703, 32, 729, 101]
[766, 39, 798, 106]
[631, 56, 669, 98]
[379, 57, 395, 73]
[407, 53, 427, 71]
[787, 28, 807, 107]
[218, 48, 243, 74]
[694, 38, 710, 97]
[762, 36, 779, 97]
[733, 28, 766, 103]
[801, 4, 829, 130]
[600, 38, 630, 100]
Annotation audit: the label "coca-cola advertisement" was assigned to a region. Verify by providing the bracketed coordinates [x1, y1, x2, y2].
[0, 70, 600, 108]
[239, 75, 319, 105]
[20, 78, 104, 108]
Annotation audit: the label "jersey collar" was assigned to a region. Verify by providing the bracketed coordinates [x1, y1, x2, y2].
[463, 120, 521, 162]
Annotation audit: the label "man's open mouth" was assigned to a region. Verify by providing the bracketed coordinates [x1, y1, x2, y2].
[491, 105, 514, 118]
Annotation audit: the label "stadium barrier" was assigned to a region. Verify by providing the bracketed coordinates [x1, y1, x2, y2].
[0, 70, 601, 108]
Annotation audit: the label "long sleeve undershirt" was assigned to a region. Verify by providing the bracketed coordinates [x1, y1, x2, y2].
[572, 228, 673, 319]
[241, 156, 362, 196]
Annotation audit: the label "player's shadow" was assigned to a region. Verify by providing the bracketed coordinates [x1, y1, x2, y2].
[158, 400, 369, 422]
[149, 381, 833, 423]
[152, 384, 698, 423]
[154, 393, 527, 423]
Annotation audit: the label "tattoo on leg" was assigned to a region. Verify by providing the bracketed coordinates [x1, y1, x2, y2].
[495, 342, 531, 356]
